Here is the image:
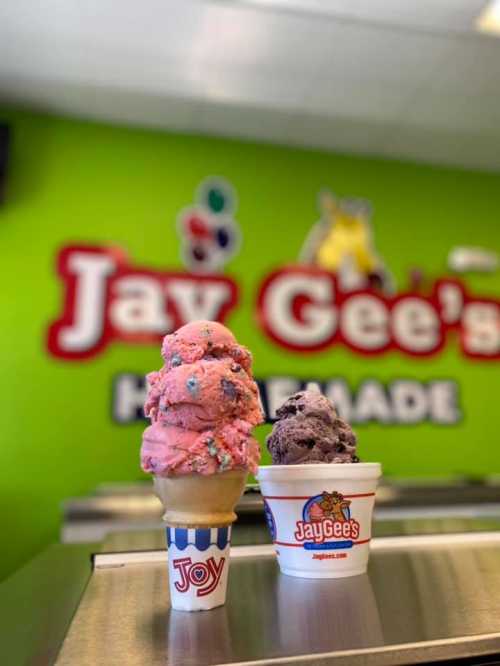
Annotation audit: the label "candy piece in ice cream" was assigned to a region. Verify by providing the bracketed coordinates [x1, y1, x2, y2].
[141, 420, 260, 476]
[161, 320, 253, 372]
[266, 390, 358, 465]
[144, 359, 262, 430]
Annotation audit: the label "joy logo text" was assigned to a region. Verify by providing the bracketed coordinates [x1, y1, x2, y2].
[172, 556, 226, 597]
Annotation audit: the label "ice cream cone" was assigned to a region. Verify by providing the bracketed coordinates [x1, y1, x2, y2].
[154, 469, 247, 527]
[140, 321, 264, 611]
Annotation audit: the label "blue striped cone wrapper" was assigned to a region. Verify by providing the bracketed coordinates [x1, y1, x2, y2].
[167, 526, 232, 611]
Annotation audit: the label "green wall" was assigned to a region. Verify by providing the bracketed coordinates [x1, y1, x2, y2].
[1, 107, 499, 581]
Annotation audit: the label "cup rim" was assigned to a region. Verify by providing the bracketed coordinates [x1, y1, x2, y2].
[257, 462, 381, 481]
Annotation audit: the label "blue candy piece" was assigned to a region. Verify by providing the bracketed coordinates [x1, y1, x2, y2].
[171, 353, 182, 367]
[219, 453, 232, 471]
[186, 375, 199, 396]
[206, 438, 218, 457]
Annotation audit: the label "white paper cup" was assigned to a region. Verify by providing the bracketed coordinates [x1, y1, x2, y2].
[257, 463, 381, 579]
[166, 526, 231, 611]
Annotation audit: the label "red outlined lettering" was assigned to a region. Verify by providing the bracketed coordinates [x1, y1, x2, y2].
[171, 556, 226, 597]
[47, 245, 238, 360]
[257, 267, 499, 360]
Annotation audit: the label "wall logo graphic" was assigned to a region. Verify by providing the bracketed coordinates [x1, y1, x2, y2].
[47, 245, 238, 360]
[47, 185, 499, 361]
[300, 190, 392, 293]
[294, 491, 361, 549]
[177, 178, 241, 274]
[47, 178, 241, 360]
[257, 190, 499, 360]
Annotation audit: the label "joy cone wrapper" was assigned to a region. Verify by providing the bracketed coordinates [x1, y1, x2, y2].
[155, 470, 247, 611]
[257, 463, 381, 579]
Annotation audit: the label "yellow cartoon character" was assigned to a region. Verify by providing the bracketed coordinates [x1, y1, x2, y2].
[300, 190, 391, 292]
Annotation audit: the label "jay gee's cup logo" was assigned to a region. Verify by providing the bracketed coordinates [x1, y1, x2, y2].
[294, 491, 361, 549]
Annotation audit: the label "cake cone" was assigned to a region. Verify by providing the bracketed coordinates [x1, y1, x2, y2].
[154, 469, 247, 527]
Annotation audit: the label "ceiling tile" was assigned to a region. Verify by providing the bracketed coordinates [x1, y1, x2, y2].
[313, 22, 455, 85]
[400, 88, 500, 135]
[1, 0, 500, 170]
[379, 122, 500, 171]
[303, 77, 414, 122]
[190, 3, 337, 78]
[0, 76, 200, 131]
[238, 0, 487, 32]
[289, 112, 389, 154]
[343, 0, 487, 31]
[424, 34, 500, 96]
[194, 99, 299, 143]
[199, 63, 310, 109]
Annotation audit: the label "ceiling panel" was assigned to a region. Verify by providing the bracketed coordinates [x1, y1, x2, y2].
[304, 78, 411, 123]
[199, 64, 310, 109]
[192, 4, 329, 72]
[343, 0, 488, 31]
[401, 89, 500, 134]
[379, 122, 500, 171]
[234, 0, 488, 32]
[195, 100, 299, 142]
[290, 112, 389, 154]
[316, 26, 454, 85]
[423, 34, 500, 96]
[0, 76, 201, 132]
[1, 0, 500, 170]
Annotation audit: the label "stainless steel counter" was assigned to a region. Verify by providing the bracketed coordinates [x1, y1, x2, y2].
[0, 542, 97, 666]
[55, 533, 500, 666]
[5, 479, 500, 665]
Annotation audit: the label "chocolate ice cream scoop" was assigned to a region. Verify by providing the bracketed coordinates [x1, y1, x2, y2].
[267, 390, 358, 465]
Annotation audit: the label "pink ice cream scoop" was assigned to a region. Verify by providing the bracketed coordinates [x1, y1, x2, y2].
[141, 420, 261, 476]
[141, 321, 263, 477]
[161, 320, 253, 373]
[145, 359, 262, 430]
